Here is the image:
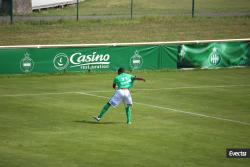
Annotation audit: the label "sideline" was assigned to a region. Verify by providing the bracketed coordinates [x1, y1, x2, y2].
[1, 84, 249, 96]
[1, 84, 250, 126]
[76, 92, 250, 126]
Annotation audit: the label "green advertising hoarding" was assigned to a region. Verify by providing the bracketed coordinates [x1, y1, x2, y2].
[0, 45, 177, 74]
[0, 40, 249, 74]
[178, 41, 250, 68]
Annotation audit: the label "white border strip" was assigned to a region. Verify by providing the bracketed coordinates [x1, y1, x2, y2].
[0, 38, 249, 49]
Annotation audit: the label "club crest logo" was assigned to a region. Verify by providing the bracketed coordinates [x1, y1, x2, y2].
[130, 50, 143, 69]
[239, 57, 247, 66]
[179, 45, 186, 59]
[209, 47, 221, 66]
[20, 52, 34, 73]
[53, 53, 69, 70]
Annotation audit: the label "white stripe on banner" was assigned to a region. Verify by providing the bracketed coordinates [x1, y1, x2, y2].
[1, 38, 249, 48]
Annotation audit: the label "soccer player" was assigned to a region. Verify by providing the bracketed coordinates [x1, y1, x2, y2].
[93, 67, 145, 124]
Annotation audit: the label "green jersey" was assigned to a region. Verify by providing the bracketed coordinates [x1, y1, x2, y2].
[113, 73, 135, 89]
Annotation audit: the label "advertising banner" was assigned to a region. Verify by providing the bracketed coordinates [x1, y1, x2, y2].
[0, 45, 177, 74]
[0, 40, 249, 74]
[178, 41, 250, 68]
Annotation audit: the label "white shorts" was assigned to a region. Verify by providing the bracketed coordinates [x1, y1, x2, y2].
[109, 89, 132, 107]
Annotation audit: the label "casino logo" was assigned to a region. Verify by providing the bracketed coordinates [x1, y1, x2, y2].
[53, 53, 69, 70]
[20, 52, 34, 73]
[209, 47, 221, 66]
[130, 50, 143, 69]
[53, 51, 110, 71]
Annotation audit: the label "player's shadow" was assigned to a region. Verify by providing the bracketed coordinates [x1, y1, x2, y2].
[74, 120, 123, 125]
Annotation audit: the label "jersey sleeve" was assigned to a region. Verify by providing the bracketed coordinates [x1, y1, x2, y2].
[131, 75, 136, 82]
[113, 77, 118, 84]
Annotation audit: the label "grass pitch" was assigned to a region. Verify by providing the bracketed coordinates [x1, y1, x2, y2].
[0, 68, 250, 167]
[0, 17, 250, 46]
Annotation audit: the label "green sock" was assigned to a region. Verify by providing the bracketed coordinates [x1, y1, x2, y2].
[98, 103, 110, 118]
[125, 105, 132, 123]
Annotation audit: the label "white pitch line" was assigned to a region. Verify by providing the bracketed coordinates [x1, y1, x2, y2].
[84, 84, 250, 92]
[134, 84, 250, 91]
[0, 92, 76, 97]
[77, 92, 250, 126]
[134, 102, 250, 126]
[1, 84, 249, 97]
[0, 88, 249, 125]
[0, 91, 109, 97]
[77, 92, 109, 99]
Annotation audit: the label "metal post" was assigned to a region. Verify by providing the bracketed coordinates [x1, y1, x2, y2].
[192, 0, 195, 18]
[130, 0, 133, 19]
[10, 0, 13, 24]
[77, 0, 79, 21]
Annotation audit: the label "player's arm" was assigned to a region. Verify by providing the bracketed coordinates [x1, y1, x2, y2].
[134, 76, 146, 82]
[112, 83, 117, 89]
[112, 78, 117, 89]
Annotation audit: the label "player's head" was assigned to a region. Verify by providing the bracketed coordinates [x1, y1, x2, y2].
[118, 67, 125, 75]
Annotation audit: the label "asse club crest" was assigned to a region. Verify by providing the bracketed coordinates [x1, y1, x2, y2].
[209, 47, 221, 66]
[130, 50, 143, 69]
[179, 45, 186, 60]
[20, 52, 34, 73]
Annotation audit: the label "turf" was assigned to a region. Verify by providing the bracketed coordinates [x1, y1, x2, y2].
[0, 17, 250, 45]
[0, 68, 250, 167]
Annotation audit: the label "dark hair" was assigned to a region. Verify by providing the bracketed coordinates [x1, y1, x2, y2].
[118, 67, 125, 74]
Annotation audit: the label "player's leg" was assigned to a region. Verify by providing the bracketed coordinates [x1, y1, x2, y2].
[94, 102, 111, 121]
[124, 89, 133, 124]
[94, 90, 122, 121]
[98, 102, 111, 118]
[125, 104, 132, 124]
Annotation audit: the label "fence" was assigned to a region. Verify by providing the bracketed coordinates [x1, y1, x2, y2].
[1, 0, 250, 23]
[0, 39, 249, 74]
